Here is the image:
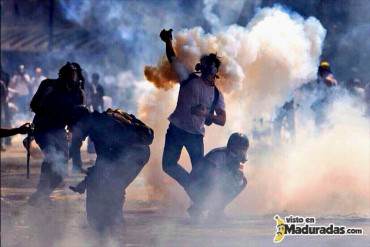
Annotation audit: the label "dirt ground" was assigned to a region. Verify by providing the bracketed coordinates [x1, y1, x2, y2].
[1, 139, 369, 247]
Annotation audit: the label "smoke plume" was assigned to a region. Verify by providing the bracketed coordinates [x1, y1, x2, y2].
[141, 5, 370, 215]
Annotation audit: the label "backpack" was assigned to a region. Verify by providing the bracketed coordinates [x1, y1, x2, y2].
[105, 108, 154, 145]
[181, 73, 220, 125]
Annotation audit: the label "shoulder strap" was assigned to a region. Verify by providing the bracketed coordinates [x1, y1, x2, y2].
[209, 86, 220, 114]
[180, 73, 198, 87]
[104, 108, 132, 126]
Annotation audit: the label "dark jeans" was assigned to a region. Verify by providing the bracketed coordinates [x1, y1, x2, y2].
[33, 128, 68, 196]
[86, 145, 150, 231]
[162, 123, 204, 188]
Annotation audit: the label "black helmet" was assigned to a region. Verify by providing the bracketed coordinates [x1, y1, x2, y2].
[58, 62, 77, 79]
[227, 132, 249, 150]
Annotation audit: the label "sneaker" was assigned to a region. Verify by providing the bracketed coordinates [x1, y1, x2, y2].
[69, 182, 86, 194]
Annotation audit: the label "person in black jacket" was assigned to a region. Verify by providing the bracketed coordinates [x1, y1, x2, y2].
[68, 106, 153, 232]
[28, 62, 85, 205]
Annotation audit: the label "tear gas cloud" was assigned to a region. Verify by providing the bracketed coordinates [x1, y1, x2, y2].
[144, 5, 326, 118]
[141, 5, 370, 216]
[232, 93, 370, 216]
[4, 0, 368, 218]
[3, 2, 369, 247]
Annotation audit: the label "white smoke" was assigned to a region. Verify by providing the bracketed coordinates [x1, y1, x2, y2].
[141, 5, 370, 216]
[233, 92, 370, 216]
[144, 5, 326, 130]
[203, 0, 222, 31]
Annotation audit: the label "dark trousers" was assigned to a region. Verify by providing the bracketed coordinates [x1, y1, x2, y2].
[86, 145, 150, 231]
[162, 123, 204, 189]
[34, 128, 68, 196]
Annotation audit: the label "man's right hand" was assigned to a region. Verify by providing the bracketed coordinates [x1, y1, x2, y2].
[17, 123, 32, 134]
[160, 29, 173, 43]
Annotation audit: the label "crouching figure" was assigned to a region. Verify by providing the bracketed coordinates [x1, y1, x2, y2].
[188, 133, 249, 221]
[69, 106, 153, 232]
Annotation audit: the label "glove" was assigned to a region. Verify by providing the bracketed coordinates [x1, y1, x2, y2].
[160, 29, 173, 42]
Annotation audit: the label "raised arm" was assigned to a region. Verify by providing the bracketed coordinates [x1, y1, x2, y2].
[160, 29, 176, 63]
[160, 29, 189, 81]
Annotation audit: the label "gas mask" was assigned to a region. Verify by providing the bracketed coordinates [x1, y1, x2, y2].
[229, 146, 248, 164]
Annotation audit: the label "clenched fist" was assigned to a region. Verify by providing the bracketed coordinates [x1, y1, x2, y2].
[160, 29, 173, 42]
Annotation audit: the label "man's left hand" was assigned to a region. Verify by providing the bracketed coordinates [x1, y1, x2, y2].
[205, 115, 213, 126]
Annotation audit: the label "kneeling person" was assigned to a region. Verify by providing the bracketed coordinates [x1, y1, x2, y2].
[189, 133, 249, 219]
[69, 106, 153, 231]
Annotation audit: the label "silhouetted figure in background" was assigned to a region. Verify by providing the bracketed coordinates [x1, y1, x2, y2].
[84, 70, 93, 107]
[275, 60, 338, 137]
[30, 67, 47, 94]
[0, 65, 10, 89]
[28, 62, 84, 205]
[273, 100, 295, 144]
[9, 64, 31, 113]
[69, 106, 153, 232]
[84, 72, 105, 112]
[83, 72, 106, 153]
[90, 73, 105, 112]
[311, 60, 338, 128]
[0, 65, 12, 148]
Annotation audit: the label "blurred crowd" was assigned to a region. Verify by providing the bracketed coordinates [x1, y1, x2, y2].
[1, 60, 370, 150]
[0, 63, 106, 150]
